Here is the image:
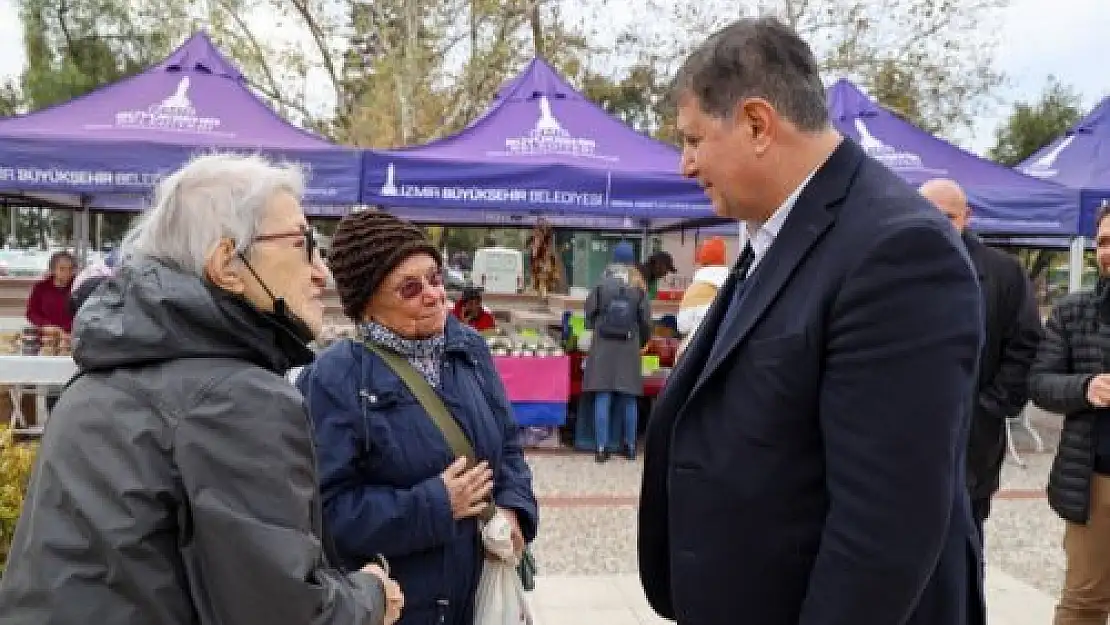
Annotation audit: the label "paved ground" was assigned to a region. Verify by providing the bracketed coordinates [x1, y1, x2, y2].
[523, 405, 1066, 623]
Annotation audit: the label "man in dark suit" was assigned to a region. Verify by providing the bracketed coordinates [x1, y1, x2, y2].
[920, 179, 1043, 543]
[637, 17, 986, 625]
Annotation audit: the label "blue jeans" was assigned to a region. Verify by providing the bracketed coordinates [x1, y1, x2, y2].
[593, 391, 638, 451]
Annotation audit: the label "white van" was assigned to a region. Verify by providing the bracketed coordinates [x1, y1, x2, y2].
[470, 246, 523, 294]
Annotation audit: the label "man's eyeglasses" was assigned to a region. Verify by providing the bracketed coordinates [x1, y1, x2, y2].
[252, 227, 319, 263]
[395, 269, 444, 300]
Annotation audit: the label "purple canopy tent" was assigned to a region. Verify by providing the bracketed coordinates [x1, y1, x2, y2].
[1018, 96, 1110, 237]
[829, 79, 1079, 236]
[360, 58, 714, 228]
[0, 32, 361, 209]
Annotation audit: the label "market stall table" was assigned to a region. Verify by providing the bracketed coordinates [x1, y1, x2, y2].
[0, 355, 77, 433]
[492, 355, 570, 427]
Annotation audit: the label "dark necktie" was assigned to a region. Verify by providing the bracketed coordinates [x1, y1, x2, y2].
[706, 243, 756, 361]
[732, 243, 756, 285]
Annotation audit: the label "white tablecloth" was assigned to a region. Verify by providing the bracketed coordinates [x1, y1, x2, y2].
[0, 356, 78, 385]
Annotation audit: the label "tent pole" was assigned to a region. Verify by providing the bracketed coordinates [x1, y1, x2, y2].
[77, 195, 91, 266]
[1069, 236, 1086, 294]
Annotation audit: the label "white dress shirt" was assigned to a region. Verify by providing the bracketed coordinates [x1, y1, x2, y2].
[740, 168, 819, 278]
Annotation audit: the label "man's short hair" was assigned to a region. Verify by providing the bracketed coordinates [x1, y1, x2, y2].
[1096, 202, 1110, 230]
[671, 17, 828, 132]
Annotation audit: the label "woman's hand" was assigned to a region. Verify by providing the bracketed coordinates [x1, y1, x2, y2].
[440, 457, 493, 520]
[360, 563, 404, 625]
[499, 506, 525, 557]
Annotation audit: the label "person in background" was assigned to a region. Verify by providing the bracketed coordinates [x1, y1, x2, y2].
[69, 249, 120, 316]
[26, 250, 76, 334]
[20, 249, 77, 423]
[452, 286, 497, 332]
[636, 250, 677, 299]
[0, 153, 402, 625]
[583, 241, 651, 463]
[920, 178, 1043, 544]
[676, 237, 729, 359]
[638, 17, 984, 625]
[298, 209, 538, 625]
[1029, 203, 1110, 625]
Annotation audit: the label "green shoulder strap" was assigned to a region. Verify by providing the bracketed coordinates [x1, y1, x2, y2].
[363, 341, 476, 461]
[363, 340, 533, 586]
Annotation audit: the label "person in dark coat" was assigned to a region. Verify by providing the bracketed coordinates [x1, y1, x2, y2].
[1029, 203, 1110, 624]
[637, 18, 985, 625]
[0, 153, 399, 625]
[636, 250, 676, 299]
[297, 210, 539, 625]
[583, 241, 652, 462]
[920, 179, 1043, 542]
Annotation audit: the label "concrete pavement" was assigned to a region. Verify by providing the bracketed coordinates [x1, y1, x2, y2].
[527, 568, 1057, 624]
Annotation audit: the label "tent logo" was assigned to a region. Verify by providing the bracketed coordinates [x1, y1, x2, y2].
[380, 163, 399, 196]
[109, 76, 223, 134]
[1020, 136, 1074, 178]
[498, 96, 608, 159]
[854, 119, 946, 175]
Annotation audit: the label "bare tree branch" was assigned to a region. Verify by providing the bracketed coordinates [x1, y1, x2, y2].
[285, 0, 343, 104]
[210, 0, 290, 118]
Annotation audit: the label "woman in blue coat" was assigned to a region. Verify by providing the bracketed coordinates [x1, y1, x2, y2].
[298, 211, 539, 625]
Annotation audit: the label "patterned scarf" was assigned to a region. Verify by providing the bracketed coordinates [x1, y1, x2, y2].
[360, 320, 447, 388]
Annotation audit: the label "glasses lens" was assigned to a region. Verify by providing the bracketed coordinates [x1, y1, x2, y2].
[305, 229, 317, 262]
[427, 271, 444, 287]
[398, 278, 424, 299]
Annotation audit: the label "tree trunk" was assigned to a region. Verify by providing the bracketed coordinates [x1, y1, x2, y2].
[529, 1, 544, 58]
[397, 0, 419, 144]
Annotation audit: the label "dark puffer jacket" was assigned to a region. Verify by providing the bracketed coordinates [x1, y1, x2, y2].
[0, 260, 387, 624]
[1028, 282, 1110, 524]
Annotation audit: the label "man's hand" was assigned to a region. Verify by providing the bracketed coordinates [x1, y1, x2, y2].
[1087, 374, 1110, 407]
[360, 563, 404, 625]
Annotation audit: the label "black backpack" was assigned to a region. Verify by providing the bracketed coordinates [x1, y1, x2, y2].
[595, 284, 638, 340]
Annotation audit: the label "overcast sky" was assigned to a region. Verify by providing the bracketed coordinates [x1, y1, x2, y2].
[0, 0, 1106, 156]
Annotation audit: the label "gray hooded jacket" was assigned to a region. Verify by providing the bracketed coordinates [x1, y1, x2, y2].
[0, 260, 386, 625]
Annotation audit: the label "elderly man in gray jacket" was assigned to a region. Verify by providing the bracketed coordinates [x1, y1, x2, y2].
[0, 153, 402, 625]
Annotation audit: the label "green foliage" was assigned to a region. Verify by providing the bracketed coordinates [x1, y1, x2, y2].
[0, 425, 38, 575]
[0, 81, 23, 116]
[16, 0, 184, 110]
[989, 76, 1084, 167]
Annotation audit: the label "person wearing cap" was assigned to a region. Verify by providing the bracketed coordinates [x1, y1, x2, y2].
[297, 209, 538, 625]
[452, 286, 497, 332]
[676, 237, 730, 359]
[0, 153, 401, 625]
[637, 250, 677, 300]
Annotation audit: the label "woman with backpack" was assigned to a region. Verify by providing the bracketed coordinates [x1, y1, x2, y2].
[583, 241, 652, 463]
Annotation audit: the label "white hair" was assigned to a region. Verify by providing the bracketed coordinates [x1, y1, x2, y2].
[121, 152, 305, 276]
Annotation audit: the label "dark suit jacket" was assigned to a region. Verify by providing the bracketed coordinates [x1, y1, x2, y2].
[963, 233, 1042, 501]
[637, 139, 986, 625]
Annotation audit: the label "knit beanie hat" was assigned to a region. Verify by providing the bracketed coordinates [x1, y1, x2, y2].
[327, 209, 443, 320]
[612, 241, 635, 264]
[696, 237, 727, 265]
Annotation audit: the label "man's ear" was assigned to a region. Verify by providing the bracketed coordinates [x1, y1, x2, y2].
[204, 238, 247, 294]
[739, 98, 776, 156]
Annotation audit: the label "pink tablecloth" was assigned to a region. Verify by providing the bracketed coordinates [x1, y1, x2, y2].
[493, 356, 570, 403]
